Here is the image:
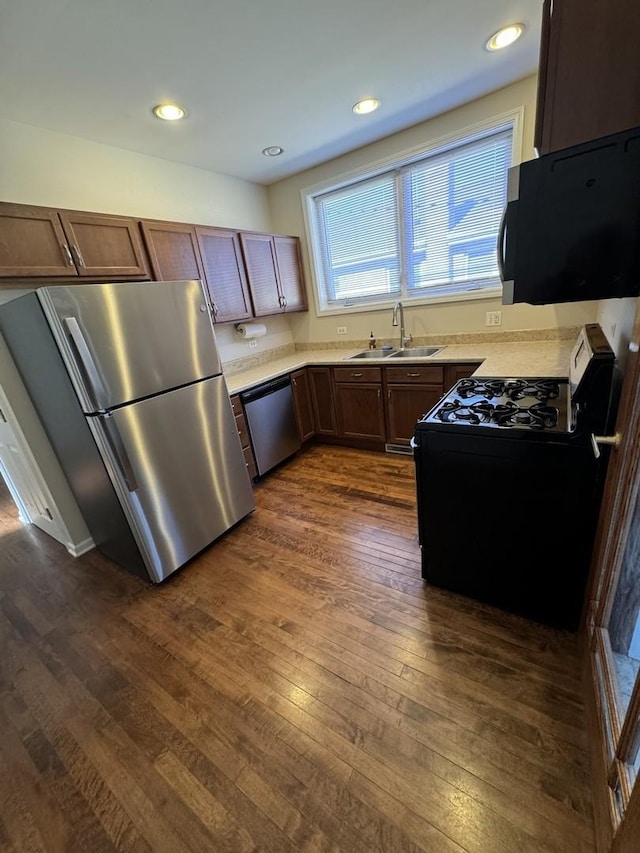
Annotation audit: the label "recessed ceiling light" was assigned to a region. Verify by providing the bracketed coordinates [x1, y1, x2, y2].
[262, 146, 284, 157]
[152, 103, 186, 121]
[486, 23, 525, 51]
[352, 98, 381, 116]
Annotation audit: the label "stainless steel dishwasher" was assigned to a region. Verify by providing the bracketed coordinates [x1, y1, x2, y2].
[240, 376, 301, 476]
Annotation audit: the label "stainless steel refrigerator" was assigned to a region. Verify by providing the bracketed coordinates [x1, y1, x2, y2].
[0, 280, 256, 582]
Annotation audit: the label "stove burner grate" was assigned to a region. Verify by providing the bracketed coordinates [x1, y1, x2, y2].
[433, 397, 559, 430]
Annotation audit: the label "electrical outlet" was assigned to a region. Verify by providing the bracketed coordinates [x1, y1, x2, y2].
[336, 326, 347, 335]
[248, 340, 258, 349]
[486, 311, 502, 327]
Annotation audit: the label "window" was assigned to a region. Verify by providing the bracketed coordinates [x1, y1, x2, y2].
[305, 120, 515, 312]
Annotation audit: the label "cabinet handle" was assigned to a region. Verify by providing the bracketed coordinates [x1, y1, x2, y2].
[0, 406, 6, 423]
[283, 296, 288, 308]
[71, 244, 86, 267]
[407, 372, 420, 378]
[388, 389, 391, 400]
[212, 302, 218, 317]
[61, 243, 74, 266]
[351, 372, 363, 378]
[377, 389, 381, 399]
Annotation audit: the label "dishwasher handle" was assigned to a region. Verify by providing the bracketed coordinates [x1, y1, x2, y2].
[240, 375, 292, 404]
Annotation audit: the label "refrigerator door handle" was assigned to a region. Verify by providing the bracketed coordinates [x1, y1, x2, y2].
[102, 416, 139, 492]
[62, 316, 107, 410]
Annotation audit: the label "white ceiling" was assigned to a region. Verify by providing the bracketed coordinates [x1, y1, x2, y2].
[0, 0, 542, 185]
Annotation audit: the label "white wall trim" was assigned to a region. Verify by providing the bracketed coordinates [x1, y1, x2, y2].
[66, 536, 95, 558]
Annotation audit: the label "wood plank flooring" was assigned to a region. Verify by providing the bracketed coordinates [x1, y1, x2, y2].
[0, 445, 595, 852]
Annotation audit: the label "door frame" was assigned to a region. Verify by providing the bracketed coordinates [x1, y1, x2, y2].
[0, 382, 74, 547]
[585, 301, 640, 849]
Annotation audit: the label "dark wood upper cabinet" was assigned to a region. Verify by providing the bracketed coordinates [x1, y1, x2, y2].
[139, 220, 205, 283]
[239, 232, 281, 316]
[274, 235, 308, 313]
[240, 231, 307, 317]
[195, 227, 253, 323]
[58, 211, 149, 278]
[535, 0, 640, 155]
[0, 203, 78, 277]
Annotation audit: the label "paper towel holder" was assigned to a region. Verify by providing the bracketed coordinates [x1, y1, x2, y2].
[234, 322, 267, 338]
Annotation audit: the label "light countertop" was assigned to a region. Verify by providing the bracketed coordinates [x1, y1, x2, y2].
[224, 339, 575, 395]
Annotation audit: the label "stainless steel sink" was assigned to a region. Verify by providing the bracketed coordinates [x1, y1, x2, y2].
[387, 346, 445, 358]
[346, 349, 397, 359]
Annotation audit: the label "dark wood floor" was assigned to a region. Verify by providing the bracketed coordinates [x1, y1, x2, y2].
[0, 445, 594, 852]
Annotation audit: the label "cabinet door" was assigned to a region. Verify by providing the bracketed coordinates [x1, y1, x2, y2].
[0, 203, 77, 277]
[386, 384, 443, 446]
[59, 212, 149, 277]
[196, 227, 253, 323]
[536, 0, 640, 154]
[274, 235, 308, 313]
[308, 367, 337, 435]
[335, 383, 385, 441]
[140, 220, 205, 283]
[239, 232, 282, 316]
[291, 368, 315, 442]
[444, 363, 481, 393]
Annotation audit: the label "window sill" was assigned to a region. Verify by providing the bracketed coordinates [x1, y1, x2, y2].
[316, 286, 503, 317]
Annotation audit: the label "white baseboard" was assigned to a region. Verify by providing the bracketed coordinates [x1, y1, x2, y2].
[66, 537, 95, 557]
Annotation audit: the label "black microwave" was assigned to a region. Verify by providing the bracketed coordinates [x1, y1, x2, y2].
[499, 126, 640, 305]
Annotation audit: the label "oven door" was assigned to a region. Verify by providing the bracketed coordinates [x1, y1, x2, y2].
[415, 426, 598, 629]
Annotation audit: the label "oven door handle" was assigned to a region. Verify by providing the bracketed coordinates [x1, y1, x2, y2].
[591, 432, 622, 459]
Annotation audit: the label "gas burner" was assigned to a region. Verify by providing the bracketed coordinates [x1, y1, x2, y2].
[436, 399, 481, 423]
[456, 379, 504, 399]
[493, 401, 559, 430]
[504, 379, 560, 402]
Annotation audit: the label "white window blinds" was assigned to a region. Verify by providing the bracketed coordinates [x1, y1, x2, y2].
[309, 122, 513, 310]
[316, 173, 401, 305]
[402, 128, 512, 294]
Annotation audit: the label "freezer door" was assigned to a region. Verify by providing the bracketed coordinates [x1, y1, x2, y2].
[38, 280, 221, 412]
[88, 375, 255, 582]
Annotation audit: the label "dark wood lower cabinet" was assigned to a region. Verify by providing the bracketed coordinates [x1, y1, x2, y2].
[308, 367, 337, 435]
[291, 368, 315, 442]
[386, 384, 443, 445]
[335, 383, 386, 442]
[444, 362, 482, 392]
[230, 394, 257, 481]
[238, 361, 482, 456]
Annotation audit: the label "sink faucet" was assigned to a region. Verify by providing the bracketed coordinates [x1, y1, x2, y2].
[392, 300, 412, 349]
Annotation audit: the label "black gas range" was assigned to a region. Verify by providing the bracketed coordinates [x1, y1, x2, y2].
[430, 377, 571, 433]
[413, 324, 617, 630]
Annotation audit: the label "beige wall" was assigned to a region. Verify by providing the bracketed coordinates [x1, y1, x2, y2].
[0, 117, 293, 364]
[267, 75, 599, 347]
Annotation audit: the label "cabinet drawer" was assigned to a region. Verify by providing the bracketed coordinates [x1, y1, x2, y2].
[243, 445, 257, 480]
[235, 412, 249, 447]
[230, 394, 242, 417]
[385, 365, 443, 385]
[334, 366, 382, 383]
